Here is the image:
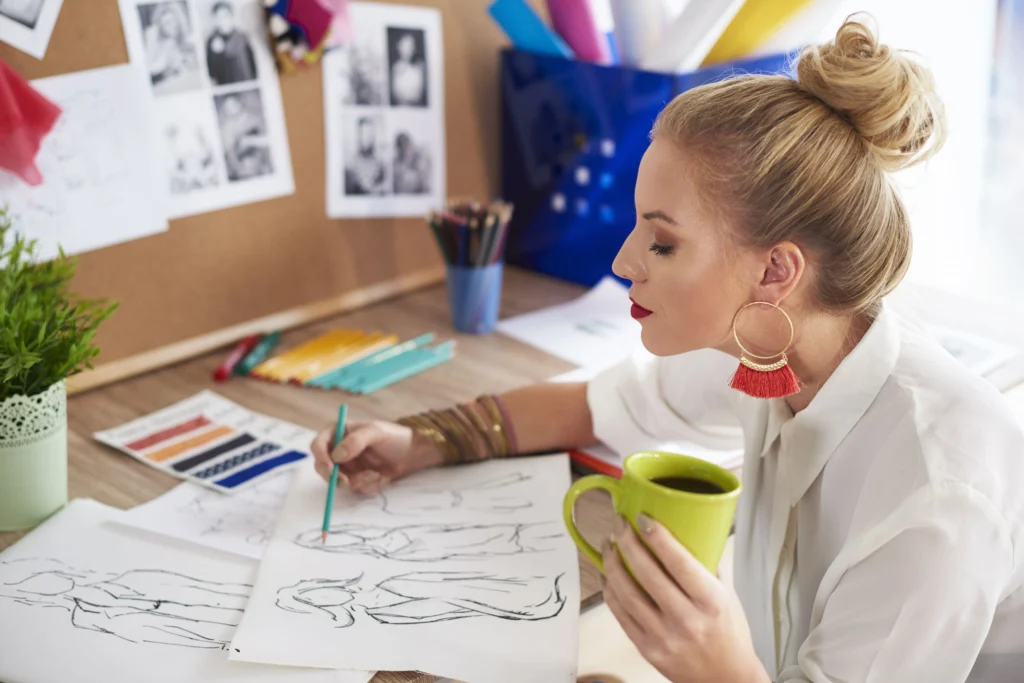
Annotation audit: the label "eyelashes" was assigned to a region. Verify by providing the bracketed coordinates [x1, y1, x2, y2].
[648, 242, 674, 256]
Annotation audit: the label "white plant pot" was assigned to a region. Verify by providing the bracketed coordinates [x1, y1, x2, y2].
[0, 381, 68, 532]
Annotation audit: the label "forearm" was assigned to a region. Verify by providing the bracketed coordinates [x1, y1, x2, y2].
[498, 381, 595, 454]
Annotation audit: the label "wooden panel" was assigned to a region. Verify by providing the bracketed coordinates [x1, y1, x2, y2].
[0, 0, 541, 388]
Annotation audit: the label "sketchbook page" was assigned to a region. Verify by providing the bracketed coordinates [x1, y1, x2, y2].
[117, 0, 294, 219]
[0, 499, 373, 683]
[115, 469, 293, 560]
[0, 63, 168, 260]
[93, 390, 315, 494]
[230, 455, 580, 683]
[497, 276, 639, 370]
[324, 2, 446, 218]
[0, 0, 64, 58]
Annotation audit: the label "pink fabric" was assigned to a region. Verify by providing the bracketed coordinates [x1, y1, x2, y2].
[0, 60, 61, 185]
[285, 0, 335, 49]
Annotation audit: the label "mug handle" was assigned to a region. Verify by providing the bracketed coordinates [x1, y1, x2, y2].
[563, 475, 619, 574]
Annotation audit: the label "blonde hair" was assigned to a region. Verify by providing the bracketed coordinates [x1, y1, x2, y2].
[651, 14, 946, 314]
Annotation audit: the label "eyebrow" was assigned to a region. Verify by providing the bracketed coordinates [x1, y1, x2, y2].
[641, 210, 678, 225]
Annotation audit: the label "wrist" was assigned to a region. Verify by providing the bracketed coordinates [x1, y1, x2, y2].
[406, 423, 446, 470]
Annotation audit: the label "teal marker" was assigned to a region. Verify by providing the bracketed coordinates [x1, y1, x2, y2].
[321, 403, 348, 543]
[234, 330, 281, 376]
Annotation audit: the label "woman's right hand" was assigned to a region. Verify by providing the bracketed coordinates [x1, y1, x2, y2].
[310, 419, 443, 494]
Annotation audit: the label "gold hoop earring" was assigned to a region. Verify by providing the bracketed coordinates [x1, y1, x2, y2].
[728, 302, 801, 399]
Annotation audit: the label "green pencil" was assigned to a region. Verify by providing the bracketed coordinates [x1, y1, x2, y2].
[321, 403, 348, 544]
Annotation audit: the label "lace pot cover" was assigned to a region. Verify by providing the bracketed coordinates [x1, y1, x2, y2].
[0, 382, 67, 448]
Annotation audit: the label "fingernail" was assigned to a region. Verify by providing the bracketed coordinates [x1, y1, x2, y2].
[363, 471, 380, 483]
[637, 513, 655, 535]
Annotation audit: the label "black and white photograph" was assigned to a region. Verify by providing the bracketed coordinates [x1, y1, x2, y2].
[0, 0, 44, 28]
[339, 41, 386, 106]
[137, 1, 203, 96]
[214, 88, 274, 182]
[120, 0, 294, 218]
[324, 3, 443, 218]
[0, 0, 64, 59]
[342, 112, 389, 196]
[386, 26, 427, 107]
[392, 128, 432, 195]
[201, 0, 258, 87]
[163, 108, 221, 195]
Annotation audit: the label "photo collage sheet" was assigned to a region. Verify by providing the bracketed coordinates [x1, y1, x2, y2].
[325, 2, 445, 218]
[119, 0, 294, 219]
[0, 0, 64, 58]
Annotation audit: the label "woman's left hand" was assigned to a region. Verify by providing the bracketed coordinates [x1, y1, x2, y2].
[603, 514, 771, 683]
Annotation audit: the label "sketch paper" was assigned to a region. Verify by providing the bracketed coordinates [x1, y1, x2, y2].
[118, 0, 294, 218]
[497, 276, 640, 371]
[0, 64, 168, 260]
[116, 470, 293, 559]
[94, 391, 316, 494]
[0, 498, 373, 683]
[230, 455, 580, 683]
[324, 2, 445, 218]
[0, 0, 63, 58]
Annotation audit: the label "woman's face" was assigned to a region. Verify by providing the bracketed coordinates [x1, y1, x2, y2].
[397, 35, 415, 61]
[612, 138, 763, 357]
[158, 9, 180, 36]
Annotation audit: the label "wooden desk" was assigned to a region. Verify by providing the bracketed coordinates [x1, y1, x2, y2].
[0, 268, 615, 683]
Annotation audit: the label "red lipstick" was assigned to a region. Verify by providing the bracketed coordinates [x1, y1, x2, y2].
[630, 298, 653, 319]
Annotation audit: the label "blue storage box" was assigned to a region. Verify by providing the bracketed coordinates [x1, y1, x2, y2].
[501, 48, 795, 287]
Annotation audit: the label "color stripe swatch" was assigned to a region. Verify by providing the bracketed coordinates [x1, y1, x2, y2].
[93, 391, 316, 494]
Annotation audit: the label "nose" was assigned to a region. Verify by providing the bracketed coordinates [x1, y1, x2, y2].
[611, 227, 647, 283]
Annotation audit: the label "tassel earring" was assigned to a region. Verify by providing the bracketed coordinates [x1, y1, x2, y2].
[729, 302, 801, 399]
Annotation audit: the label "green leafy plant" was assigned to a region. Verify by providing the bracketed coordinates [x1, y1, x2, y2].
[0, 208, 118, 401]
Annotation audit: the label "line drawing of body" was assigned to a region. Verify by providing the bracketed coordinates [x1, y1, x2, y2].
[177, 475, 288, 547]
[0, 558, 250, 649]
[361, 472, 535, 517]
[276, 571, 566, 627]
[293, 522, 565, 561]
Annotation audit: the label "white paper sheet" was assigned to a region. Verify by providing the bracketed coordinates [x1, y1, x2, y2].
[324, 2, 445, 218]
[0, 0, 63, 58]
[0, 499, 373, 683]
[118, 0, 294, 218]
[0, 64, 168, 260]
[230, 455, 580, 683]
[116, 470, 293, 559]
[497, 276, 640, 371]
[94, 391, 316, 494]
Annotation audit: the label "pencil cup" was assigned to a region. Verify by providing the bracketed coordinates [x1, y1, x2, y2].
[445, 263, 504, 334]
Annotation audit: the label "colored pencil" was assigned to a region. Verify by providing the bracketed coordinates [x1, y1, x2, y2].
[321, 403, 348, 543]
[213, 334, 260, 381]
[426, 200, 514, 267]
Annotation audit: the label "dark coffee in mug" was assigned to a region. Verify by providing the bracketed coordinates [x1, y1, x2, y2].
[651, 475, 725, 495]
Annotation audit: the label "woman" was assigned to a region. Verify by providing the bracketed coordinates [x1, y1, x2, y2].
[312, 18, 1024, 683]
[389, 31, 426, 107]
[143, 3, 199, 95]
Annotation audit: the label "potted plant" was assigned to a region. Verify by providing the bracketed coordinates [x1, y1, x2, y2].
[0, 208, 117, 531]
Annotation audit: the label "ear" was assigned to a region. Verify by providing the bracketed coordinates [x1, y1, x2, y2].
[757, 242, 804, 302]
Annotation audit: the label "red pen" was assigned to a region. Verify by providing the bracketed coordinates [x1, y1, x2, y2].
[213, 335, 261, 381]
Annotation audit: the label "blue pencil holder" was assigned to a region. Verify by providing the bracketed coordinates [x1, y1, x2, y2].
[445, 263, 504, 335]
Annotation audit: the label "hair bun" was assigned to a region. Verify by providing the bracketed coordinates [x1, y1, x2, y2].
[796, 14, 946, 172]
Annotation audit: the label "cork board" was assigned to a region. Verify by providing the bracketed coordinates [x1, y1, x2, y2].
[0, 0, 532, 392]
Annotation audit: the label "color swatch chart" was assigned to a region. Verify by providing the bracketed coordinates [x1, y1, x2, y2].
[94, 392, 316, 494]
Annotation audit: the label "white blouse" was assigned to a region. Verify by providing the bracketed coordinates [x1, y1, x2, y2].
[586, 304, 1024, 682]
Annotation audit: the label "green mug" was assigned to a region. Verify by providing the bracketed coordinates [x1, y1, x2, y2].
[563, 451, 741, 573]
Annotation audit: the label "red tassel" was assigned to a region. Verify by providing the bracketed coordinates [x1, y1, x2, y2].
[729, 361, 801, 399]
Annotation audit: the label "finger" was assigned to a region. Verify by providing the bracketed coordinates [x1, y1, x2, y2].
[636, 513, 719, 607]
[310, 428, 335, 468]
[332, 423, 386, 464]
[604, 580, 649, 649]
[315, 459, 350, 487]
[613, 516, 691, 615]
[602, 534, 660, 627]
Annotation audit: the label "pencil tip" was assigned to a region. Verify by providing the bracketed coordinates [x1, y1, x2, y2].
[321, 531, 328, 544]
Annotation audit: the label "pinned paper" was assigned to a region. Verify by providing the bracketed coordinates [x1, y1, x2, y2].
[0, 58, 59, 185]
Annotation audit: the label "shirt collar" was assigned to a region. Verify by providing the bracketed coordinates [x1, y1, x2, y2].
[764, 302, 901, 506]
